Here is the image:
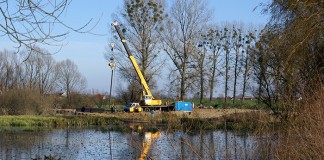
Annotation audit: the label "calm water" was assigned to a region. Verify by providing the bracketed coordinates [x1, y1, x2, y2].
[0, 125, 271, 160]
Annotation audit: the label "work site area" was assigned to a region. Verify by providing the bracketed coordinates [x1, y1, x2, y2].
[0, 0, 323, 159]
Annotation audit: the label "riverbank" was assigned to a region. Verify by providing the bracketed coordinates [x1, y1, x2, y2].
[0, 109, 274, 131]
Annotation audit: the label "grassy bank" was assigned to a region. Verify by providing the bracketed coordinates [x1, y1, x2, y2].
[0, 115, 123, 129]
[0, 109, 275, 133]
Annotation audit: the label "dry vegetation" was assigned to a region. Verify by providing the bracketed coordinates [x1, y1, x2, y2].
[274, 89, 324, 159]
[190, 108, 263, 119]
[59, 108, 268, 122]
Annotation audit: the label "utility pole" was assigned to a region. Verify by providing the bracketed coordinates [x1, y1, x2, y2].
[108, 57, 116, 111]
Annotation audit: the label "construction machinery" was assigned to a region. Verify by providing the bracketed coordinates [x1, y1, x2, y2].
[128, 124, 161, 160]
[123, 102, 143, 113]
[112, 21, 193, 113]
[138, 131, 161, 160]
[112, 21, 162, 107]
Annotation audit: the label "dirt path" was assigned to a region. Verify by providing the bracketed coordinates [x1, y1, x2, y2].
[55, 108, 262, 120]
[190, 108, 259, 119]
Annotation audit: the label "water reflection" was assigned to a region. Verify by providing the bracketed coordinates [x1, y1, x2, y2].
[0, 126, 267, 159]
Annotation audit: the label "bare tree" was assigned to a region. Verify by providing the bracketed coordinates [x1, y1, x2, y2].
[231, 25, 244, 103]
[195, 40, 207, 104]
[205, 27, 223, 102]
[21, 50, 43, 89]
[115, 79, 143, 104]
[37, 53, 58, 94]
[0, 47, 59, 94]
[240, 28, 258, 101]
[0, 0, 94, 52]
[106, 0, 166, 96]
[56, 59, 86, 105]
[160, 0, 212, 100]
[194, 27, 223, 104]
[0, 50, 22, 90]
[222, 26, 232, 103]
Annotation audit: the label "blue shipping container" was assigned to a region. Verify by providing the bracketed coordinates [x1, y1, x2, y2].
[175, 101, 193, 112]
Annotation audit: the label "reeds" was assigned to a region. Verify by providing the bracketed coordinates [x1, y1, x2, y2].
[274, 89, 324, 159]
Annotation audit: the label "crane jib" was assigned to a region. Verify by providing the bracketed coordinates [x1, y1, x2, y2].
[112, 22, 155, 100]
[112, 23, 133, 57]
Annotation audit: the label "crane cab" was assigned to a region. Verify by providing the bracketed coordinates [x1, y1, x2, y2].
[140, 95, 162, 106]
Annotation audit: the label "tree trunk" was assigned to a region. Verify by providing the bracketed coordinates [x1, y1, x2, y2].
[180, 43, 187, 101]
[224, 50, 229, 104]
[241, 48, 249, 101]
[233, 48, 239, 104]
[200, 65, 204, 104]
[209, 48, 218, 102]
[180, 65, 186, 101]
[199, 47, 206, 104]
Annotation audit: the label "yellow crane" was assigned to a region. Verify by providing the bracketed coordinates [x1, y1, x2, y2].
[138, 131, 161, 160]
[111, 21, 162, 106]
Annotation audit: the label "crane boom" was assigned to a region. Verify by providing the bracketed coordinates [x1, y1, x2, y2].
[112, 21, 161, 106]
[138, 131, 161, 160]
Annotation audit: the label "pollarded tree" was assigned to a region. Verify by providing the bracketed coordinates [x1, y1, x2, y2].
[194, 26, 223, 104]
[204, 26, 224, 102]
[240, 28, 259, 101]
[222, 26, 232, 103]
[231, 25, 244, 103]
[194, 35, 208, 104]
[160, 0, 212, 100]
[107, 0, 166, 97]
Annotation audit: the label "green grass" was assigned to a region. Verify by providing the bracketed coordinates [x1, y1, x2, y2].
[0, 116, 58, 127]
[190, 98, 264, 109]
[0, 115, 123, 128]
[100, 104, 125, 111]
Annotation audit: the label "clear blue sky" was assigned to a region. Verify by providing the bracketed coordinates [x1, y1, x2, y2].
[0, 0, 269, 94]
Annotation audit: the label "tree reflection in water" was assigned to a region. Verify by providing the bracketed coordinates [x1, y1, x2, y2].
[0, 126, 275, 159]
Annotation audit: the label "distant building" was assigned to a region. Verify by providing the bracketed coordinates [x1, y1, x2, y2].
[242, 96, 254, 100]
[59, 92, 67, 97]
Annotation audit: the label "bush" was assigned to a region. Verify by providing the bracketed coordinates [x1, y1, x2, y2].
[0, 89, 55, 115]
[53, 93, 95, 109]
